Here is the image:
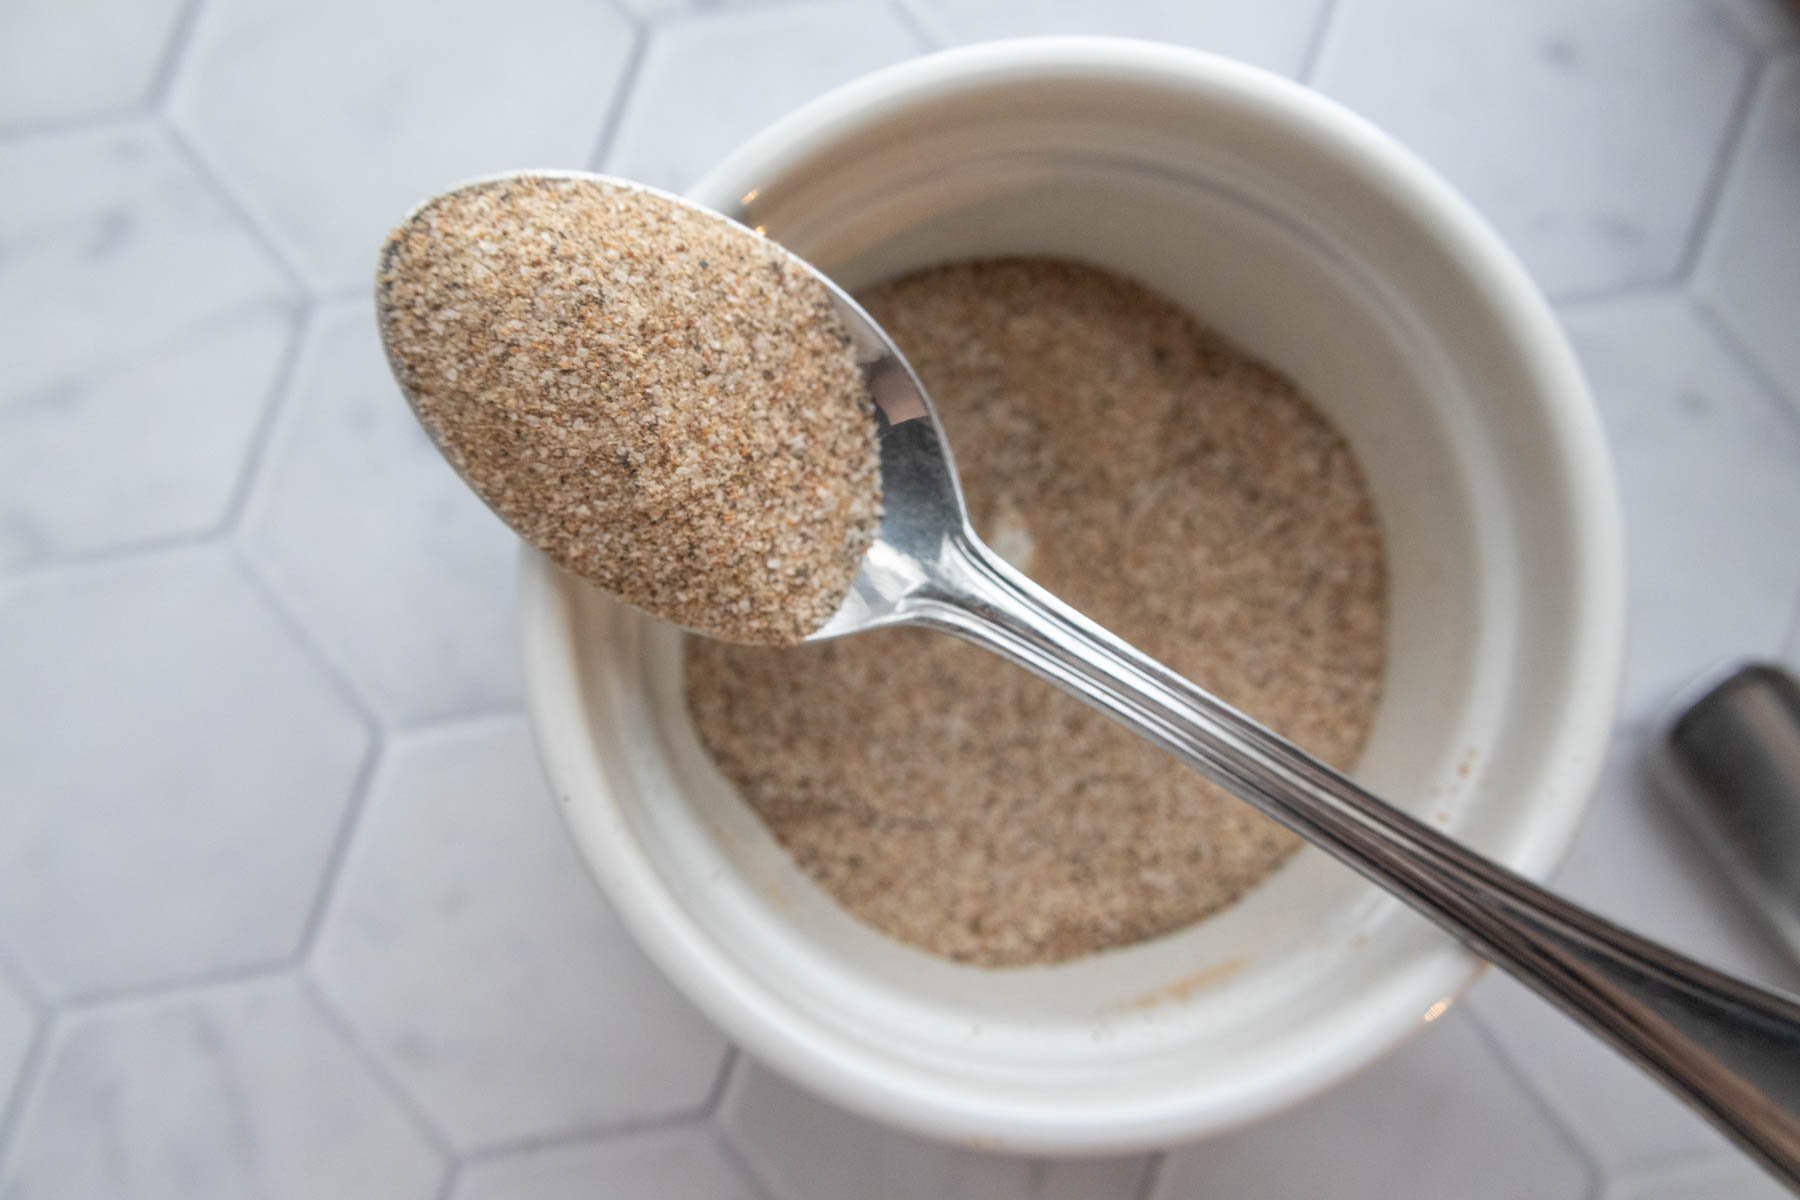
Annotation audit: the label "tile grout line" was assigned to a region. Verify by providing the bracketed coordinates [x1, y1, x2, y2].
[711, 1043, 748, 1122]
[457, 1089, 728, 1167]
[1706, 0, 1797, 60]
[433, 1156, 462, 1200]
[298, 974, 462, 1165]
[0, 954, 44, 1015]
[1297, 0, 1344, 86]
[289, 724, 387, 963]
[0, 1010, 57, 1184]
[5, 5, 217, 146]
[0, 108, 154, 142]
[585, 19, 650, 173]
[226, 543, 384, 730]
[887, 0, 944, 53]
[709, 1118, 781, 1200]
[0, 527, 227, 592]
[0, 947, 51, 1162]
[1462, 1004, 1610, 1200]
[386, 702, 531, 739]
[1550, 275, 1686, 313]
[1689, 294, 1800, 430]
[1672, 49, 1767, 290]
[1133, 1149, 1169, 1200]
[213, 297, 317, 539]
[223, 351, 523, 745]
[159, 116, 319, 298]
[597, 0, 646, 28]
[140, 0, 212, 111]
[58, 956, 295, 1014]
[1618, 1144, 1797, 1197]
[221, 542, 409, 954]
[700, 1045, 740, 1119]
[636, 4, 721, 38]
[1608, 1147, 1780, 1193]
[706, 1052, 791, 1200]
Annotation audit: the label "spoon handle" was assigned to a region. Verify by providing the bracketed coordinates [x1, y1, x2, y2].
[915, 528, 1800, 1192]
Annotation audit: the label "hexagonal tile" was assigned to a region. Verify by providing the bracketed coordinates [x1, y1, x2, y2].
[168, 0, 635, 293]
[0, 978, 445, 1200]
[0, 125, 296, 571]
[721, 1064, 1151, 1200]
[0, 0, 186, 127]
[603, 2, 929, 193]
[455, 1126, 761, 1200]
[310, 717, 729, 1153]
[1315, 0, 1751, 297]
[1469, 975, 1740, 1177]
[1610, 1154, 1791, 1200]
[241, 300, 521, 727]
[1562, 293, 1800, 719]
[1696, 52, 1800, 409]
[1468, 725, 1800, 1175]
[1151, 1009, 1588, 1199]
[901, 0, 1330, 77]
[0, 549, 370, 1000]
[0, 967, 36, 1112]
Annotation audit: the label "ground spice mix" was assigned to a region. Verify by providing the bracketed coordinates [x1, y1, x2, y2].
[686, 258, 1388, 967]
[378, 176, 881, 645]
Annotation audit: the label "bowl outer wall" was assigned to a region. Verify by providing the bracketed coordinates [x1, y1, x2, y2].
[519, 38, 1626, 1152]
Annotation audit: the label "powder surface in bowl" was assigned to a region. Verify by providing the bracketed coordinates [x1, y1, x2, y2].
[684, 258, 1387, 967]
[377, 175, 881, 645]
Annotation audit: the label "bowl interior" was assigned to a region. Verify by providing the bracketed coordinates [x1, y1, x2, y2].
[524, 46, 1617, 1149]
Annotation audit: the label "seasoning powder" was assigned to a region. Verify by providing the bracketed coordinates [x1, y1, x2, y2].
[685, 259, 1387, 967]
[378, 176, 881, 645]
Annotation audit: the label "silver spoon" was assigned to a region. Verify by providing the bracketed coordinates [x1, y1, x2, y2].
[380, 172, 1800, 1188]
[804, 266, 1800, 1190]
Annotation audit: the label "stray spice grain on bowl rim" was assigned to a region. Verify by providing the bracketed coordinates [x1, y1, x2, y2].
[377, 175, 881, 645]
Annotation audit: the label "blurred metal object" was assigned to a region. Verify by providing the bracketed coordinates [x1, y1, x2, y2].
[1656, 662, 1800, 960]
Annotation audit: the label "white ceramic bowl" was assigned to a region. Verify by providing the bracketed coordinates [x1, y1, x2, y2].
[520, 39, 1624, 1153]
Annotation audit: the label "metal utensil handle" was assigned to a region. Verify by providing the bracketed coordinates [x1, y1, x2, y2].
[914, 529, 1800, 1191]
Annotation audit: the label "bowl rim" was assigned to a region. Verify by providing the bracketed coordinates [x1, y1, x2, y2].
[520, 36, 1625, 1152]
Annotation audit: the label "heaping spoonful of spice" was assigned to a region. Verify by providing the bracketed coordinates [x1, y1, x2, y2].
[378, 171, 1800, 1189]
[377, 173, 880, 646]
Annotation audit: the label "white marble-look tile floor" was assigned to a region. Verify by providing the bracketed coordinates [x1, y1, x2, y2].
[1, 1, 1798, 1197]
